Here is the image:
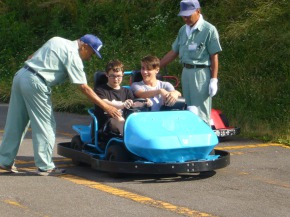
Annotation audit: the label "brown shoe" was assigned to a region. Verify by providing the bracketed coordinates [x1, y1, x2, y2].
[0, 163, 18, 173]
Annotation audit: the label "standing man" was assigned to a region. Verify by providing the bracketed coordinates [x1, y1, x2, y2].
[0, 34, 121, 176]
[160, 0, 222, 125]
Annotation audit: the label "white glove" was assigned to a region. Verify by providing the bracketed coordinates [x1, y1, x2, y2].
[209, 78, 218, 97]
[187, 106, 198, 115]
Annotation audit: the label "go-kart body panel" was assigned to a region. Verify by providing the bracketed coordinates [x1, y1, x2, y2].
[124, 111, 218, 162]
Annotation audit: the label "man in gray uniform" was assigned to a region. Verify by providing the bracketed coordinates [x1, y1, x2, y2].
[0, 34, 121, 176]
[160, 0, 222, 125]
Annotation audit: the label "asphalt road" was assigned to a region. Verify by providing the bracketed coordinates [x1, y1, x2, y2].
[0, 103, 289, 217]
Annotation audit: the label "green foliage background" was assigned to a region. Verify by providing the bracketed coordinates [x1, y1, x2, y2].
[0, 0, 289, 144]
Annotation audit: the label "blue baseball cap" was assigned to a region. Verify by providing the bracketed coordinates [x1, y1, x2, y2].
[178, 0, 200, 17]
[80, 34, 103, 58]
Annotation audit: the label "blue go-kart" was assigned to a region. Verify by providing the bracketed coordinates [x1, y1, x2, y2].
[57, 71, 230, 175]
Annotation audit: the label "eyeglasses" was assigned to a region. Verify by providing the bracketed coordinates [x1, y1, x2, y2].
[108, 75, 123, 79]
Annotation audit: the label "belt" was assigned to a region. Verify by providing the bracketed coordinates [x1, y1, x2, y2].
[24, 65, 46, 83]
[183, 63, 209, 69]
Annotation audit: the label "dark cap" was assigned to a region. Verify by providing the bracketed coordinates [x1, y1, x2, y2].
[80, 34, 103, 58]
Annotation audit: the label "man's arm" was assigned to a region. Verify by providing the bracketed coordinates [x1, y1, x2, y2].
[134, 88, 169, 99]
[160, 50, 179, 68]
[78, 84, 121, 118]
[210, 53, 219, 78]
[209, 53, 219, 97]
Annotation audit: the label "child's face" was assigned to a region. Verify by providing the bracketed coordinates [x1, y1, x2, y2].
[141, 62, 159, 84]
[107, 67, 123, 89]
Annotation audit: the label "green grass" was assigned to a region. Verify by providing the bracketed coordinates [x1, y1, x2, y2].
[0, 0, 289, 144]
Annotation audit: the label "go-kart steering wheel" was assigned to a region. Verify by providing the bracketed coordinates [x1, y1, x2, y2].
[131, 98, 147, 110]
[123, 98, 149, 119]
[133, 98, 147, 104]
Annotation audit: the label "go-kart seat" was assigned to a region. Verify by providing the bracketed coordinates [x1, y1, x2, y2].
[93, 71, 108, 130]
[91, 71, 122, 148]
[131, 70, 186, 111]
[94, 71, 108, 92]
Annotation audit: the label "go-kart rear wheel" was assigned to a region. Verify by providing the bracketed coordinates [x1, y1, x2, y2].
[71, 135, 84, 151]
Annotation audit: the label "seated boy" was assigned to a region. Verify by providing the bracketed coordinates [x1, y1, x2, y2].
[94, 60, 152, 135]
[131, 55, 181, 111]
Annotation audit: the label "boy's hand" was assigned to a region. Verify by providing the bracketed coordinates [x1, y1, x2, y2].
[165, 92, 178, 106]
[145, 98, 153, 107]
[123, 99, 134, 109]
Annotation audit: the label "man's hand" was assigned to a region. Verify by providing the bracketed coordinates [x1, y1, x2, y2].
[209, 78, 218, 97]
[104, 105, 122, 118]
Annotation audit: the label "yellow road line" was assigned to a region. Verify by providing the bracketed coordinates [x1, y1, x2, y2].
[15, 158, 72, 165]
[260, 179, 290, 188]
[3, 200, 49, 217]
[56, 131, 74, 137]
[4, 200, 28, 209]
[61, 174, 217, 217]
[216, 143, 289, 150]
[3, 162, 217, 216]
[3, 165, 217, 217]
[238, 172, 290, 188]
[230, 152, 244, 155]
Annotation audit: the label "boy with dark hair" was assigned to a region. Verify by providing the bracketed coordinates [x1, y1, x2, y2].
[94, 60, 152, 135]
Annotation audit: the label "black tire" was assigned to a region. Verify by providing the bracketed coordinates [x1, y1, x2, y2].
[72, 159, 81, 166]
[71, 135, 84, 151]
[199, 171, 216, 177]
[105, 143, 130, 178]
[106, 143, 130, 162]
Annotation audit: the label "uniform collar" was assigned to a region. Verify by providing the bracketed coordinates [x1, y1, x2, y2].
[185, 14, 204, 37]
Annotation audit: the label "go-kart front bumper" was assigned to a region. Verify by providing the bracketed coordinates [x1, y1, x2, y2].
[57, 142, 230, 174]
[213, 127, 241, 137]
